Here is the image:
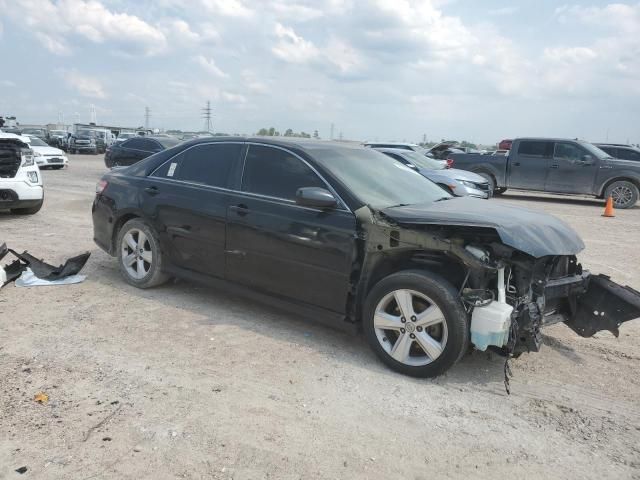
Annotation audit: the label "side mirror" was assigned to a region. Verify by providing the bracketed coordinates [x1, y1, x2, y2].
[296, 187, 338, 209]
[581, 154, 594, 165]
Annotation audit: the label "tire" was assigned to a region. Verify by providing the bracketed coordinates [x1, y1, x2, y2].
[363, 270, 469, 378]
[494, 187, 507, 196]
[116, 218, 170, 288]
[604, 180, 638, 209]
[11, 198, 44, 215]
[476, 172, 496, 193]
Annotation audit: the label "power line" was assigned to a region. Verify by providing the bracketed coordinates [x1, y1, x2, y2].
[202, 101, 213, 132]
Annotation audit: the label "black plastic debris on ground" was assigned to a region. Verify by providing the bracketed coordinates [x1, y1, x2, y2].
[15, 466, 28, 474]
[0, 242, 90, 287]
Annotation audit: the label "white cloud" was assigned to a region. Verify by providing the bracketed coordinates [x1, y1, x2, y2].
[200, 0, 253, 17]
[272, 23, 319, 63]
[12, 0, 167, 56]
[194, 55, 228, 78]
[1, 80, 16, 87]
[222, 91, 248, 104]
[543, 47, 597, 64]
[62, 70, 106, 99]
[268, 1, 324, 21]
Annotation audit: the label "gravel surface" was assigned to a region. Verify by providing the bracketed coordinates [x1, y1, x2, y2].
[1, 155, 639, 479]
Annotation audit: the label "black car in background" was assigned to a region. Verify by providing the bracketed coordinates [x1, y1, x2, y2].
[91, 137, 640, 378]
[104, 136, 182, 168]
[595, 144, 640, 162]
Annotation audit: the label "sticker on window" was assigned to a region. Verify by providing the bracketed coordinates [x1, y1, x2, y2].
[167, 162, 177, 177]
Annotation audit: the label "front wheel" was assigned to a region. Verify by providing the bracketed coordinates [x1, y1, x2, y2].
[494, 187, 507, 195]
[117, 218, 170, 288]
[363, 270, 469, 378]
[476, 172, 496, 193]
[605, 181, 638, 209]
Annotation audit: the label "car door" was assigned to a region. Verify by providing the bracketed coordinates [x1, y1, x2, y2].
[142, 142, 244, 278]
[225, 144, 357, 313]
[545, 141, 598, 194]
[507, 140, 552, 190]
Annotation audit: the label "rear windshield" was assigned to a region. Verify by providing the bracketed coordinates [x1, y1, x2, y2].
[154, 137, 182, 148]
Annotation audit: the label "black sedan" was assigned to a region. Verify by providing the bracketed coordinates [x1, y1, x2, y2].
[104, 136, 182, 168]
[92, 137, 639, 378]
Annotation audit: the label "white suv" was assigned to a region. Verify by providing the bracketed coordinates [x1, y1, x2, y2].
[0, 132, 44, 214]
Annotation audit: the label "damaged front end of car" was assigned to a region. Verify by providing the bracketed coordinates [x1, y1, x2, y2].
[351, 200, 640, 361]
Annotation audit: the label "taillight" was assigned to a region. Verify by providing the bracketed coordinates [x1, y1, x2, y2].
[446, 158, 454, 168]
[96, 179, 108, 194]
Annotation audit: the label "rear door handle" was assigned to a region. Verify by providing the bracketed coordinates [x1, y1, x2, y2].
[230, 204, 249, 216]
[550, 164, 559, 169]
[145, 186, 159, 195]
[513, 162, 521, 166]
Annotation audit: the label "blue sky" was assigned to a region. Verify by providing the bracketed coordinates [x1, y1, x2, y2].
[1, 0, 638, 145]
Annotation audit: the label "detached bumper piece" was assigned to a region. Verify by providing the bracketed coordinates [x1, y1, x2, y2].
[567, 274, 640, 337]
[0, 242, 90, 287]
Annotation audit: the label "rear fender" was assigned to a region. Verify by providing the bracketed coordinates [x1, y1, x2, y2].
[566, 274, 640, 337]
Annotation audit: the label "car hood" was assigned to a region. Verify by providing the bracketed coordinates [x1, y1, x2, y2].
[32, 146, 64, 155]
[380, 197, 585, 258]
[418, 167, 486, 183]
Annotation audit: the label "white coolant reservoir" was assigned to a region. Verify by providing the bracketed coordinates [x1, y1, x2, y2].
[470, 267, 513, 351]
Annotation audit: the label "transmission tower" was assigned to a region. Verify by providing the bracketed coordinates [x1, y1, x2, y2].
[202, 101, 213, 133]
[145, 107, 151, 129]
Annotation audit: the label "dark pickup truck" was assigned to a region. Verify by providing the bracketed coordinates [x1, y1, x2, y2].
[450, 138, 640, 209]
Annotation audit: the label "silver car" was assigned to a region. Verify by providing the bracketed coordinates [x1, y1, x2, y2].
[375, 148, 492, 199]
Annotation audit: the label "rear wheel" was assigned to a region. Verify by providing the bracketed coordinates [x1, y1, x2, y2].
[117, 219, 170, 288]
[605, 181, 638, 209]
[494, 187, 507, 195]
[363, 270, 469, 378]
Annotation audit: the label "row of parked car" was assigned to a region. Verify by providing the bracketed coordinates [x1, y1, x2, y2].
[364, 139, 640, 209]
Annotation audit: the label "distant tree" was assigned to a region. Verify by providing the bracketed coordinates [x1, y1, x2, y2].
[313, 130, 319, 139]
[284, 128, 294, 137]
[257, 128, 268, 136]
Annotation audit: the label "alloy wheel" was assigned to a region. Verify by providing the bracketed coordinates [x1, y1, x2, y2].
[610, 185, 634, 208]
[121, 229, 153, 280]
[373, 289, 448, 366]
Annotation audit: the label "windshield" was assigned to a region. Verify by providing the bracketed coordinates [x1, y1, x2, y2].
[314, 146, 451, 208]
[583, 142, 613, 159]
[28, 137, 48, 146]
[119, 133, 134, 139]
[23, 128, 44, 135]
[396, 151, 445, 170]
[77, 130, 94, 137]
[50, 130, 66, 136]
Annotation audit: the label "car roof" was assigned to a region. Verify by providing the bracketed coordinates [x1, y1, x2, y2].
[363, 141, 420, 147]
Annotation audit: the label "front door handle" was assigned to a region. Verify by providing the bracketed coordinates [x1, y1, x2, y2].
[550, 164, 559, 169]
[513, 162, 521, 166]
[145, 186, 159, 195]
[230, 204, 249, 216]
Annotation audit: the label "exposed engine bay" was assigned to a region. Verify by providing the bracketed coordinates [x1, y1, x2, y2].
[351, 203, 640, 375]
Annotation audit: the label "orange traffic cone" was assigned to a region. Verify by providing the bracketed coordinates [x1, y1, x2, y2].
[602, 196, 615, 217]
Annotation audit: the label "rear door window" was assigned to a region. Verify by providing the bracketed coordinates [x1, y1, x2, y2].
[124, 138, 146, 150]
[241, 145, 326, 201]
[518, 141, 553, 158]
[617, 148, 640, 162]
[153, 143, 242, 188]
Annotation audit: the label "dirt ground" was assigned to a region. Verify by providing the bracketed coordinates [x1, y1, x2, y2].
[1, 154, 639, 480]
